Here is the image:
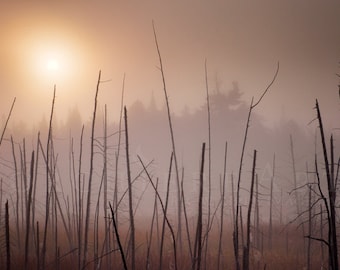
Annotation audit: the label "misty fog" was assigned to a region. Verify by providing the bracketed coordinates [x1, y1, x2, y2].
[1, 1, 340, 269]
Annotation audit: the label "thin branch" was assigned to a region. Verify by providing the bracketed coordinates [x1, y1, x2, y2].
[0, 97, 16, 148]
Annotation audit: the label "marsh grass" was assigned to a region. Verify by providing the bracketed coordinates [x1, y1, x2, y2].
[0, 61, 336, 270]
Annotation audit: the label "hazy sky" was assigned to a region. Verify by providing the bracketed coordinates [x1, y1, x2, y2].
[1, 1, 339, 128]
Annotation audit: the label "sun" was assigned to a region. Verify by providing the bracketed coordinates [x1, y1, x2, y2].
[30, 43, 73, 84]
[46, 58, 60, 72]
[40, 51, 64, 78]
[36, 47, 72, 83]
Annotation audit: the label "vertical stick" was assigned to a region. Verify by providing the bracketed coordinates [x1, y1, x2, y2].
[204, 59, 212, 269]
[5, 200, 10, 270]
[159, 153, 173, 270]
[78, 125, 84, 270]
[231, 174, 235, 227]
[32, 133, 40, 253]
[254, 174, 260, 249]
[290, 135, 305, 237]
[192, 143, 206, 270]
[217, 142, 227, 270]
[243, 150, 257, 270]
[307, 184, 312, 270]
[83, 71, 101, 268]
[315, 99, 338, 270]
[109, 203, 128, 270]
[42, 86, 56, 269]
[146, 178, 159, 269]
[103, 105, 109, 268]
[124, 106, 135, 270]
[0, 97, 16, 148]
[269, 154, 275, 249]
[36, 222, 39, 270]
[10, 136, 20, 250]
[138, 155, 178, 270]
[320, 204, 324, 266]
[181, 168, 193, 261]
[233, 63, 279, 270]
[153, 22, 182, 248]
[25, 151, 35, 268]
[114, 73, 125, 237]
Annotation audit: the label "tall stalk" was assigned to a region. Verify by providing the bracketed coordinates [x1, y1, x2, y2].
[192, 143, 206, 270]
[315, 99, 338, 270]
[233, 63, 279, 270]
[0, 97, 16, 148]
[24, 151, 35, 268]
[42, 86, 56, 269]
[159, 153, 173, 270]
[181, 168, 193, 261]
[10, 136, 20, 250]
[83, 71, 101, 269]
[290, 135, 305, 237]
[5, 200, 10, 270]
[269, 153, 275, 249]
[138, 155, 178, 270]
[146, 178, 159, 269]
[78, 125, 84, 270]
[217, 142, 227, 270]
[114, 73, 125, 222]
[32, 133, 40, 253]
[109, 203, 128, 270]
[124, 106, 135, 270]
[204, 59, 212, 270]
[153, 22, 182, 247]
[242, 150, 257, 270]
[103, 105, 109, 268]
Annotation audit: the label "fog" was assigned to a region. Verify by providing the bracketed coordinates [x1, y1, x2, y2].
[0, 1, 340, 269]
[1, 1, 339, 126]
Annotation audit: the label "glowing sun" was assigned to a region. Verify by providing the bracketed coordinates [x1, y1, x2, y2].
[46, 58, 60, 72]
[31, 44, 73, 83]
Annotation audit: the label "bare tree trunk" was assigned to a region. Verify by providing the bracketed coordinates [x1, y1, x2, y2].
[36, 222, 39, 270]
[5, 200, 10, 270]
[254, 174, 260, 249]
[316, 99, 338, 270]
[217, 142, 227, 270]
[11, 136, 20, 251]
[24, 151, 35, 268]
[290, 135, 305, 238]
[83, 71, 101, 269]
[192, 143, 206, 270]
[42, 86, 56, 270]
[103, 105, 109, 268]
[181, 168, 193, 261]
[124, 106, 135, 270]
[78, 125, 84, 270]
[146, 178, 159, 269]
[0, 97, 16, 148]
[320, 204, 324, 267]
[233, 63, 279, 270]
[114, 73, 125, 232]
[307, 184, 312, 270]
[109, 203, 128, 270]
[153, 22, 182, 249]
[269, 154, 275, 249]
[204, 59, 212, 270]
[138, 155, 178, 270]
[159, 153, 174, 270]
[243, 150, 257, 270]
[231, 174, 235, 227]
[32, 133, 40, 254]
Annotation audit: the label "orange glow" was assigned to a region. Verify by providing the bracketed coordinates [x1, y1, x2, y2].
[32, 45, 72, 83]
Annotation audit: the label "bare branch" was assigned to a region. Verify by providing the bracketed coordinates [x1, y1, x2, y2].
[252, 62, 279, 109]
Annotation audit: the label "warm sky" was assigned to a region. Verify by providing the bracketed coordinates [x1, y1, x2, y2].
[1, 1, 339, 129]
